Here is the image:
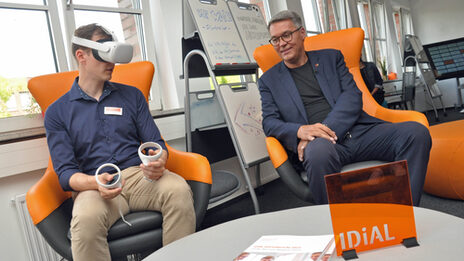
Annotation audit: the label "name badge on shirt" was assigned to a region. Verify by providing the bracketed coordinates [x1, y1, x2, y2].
[104, 107, 123, 116]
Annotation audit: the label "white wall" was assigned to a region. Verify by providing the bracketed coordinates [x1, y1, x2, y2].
[0, 170, 43, 261]
[409, 0, 464, 111]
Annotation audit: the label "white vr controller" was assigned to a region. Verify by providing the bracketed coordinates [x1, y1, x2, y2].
[95, 163, 122, 189]
[138, 142, 163, 165]
[138, 142, 163, 182]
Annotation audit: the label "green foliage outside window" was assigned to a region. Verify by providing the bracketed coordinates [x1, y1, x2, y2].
[209, 75, 242, 90]
[0, 76, 41, 118]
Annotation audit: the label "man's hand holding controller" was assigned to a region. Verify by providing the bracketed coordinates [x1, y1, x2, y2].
[138, 142, 166, 182]
[95, 163, 124, 199]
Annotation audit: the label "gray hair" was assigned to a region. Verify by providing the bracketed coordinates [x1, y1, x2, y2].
[267, 10, 303, 31]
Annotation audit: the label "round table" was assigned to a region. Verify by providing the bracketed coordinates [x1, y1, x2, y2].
[145, 205, 464, 260]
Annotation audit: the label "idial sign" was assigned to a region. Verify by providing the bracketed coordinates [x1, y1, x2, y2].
[325, 161, 417, 256]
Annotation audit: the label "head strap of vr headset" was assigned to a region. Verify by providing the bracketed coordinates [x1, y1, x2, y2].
[71, 25, 117, 62]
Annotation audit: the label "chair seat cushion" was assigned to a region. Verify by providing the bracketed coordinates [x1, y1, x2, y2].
[67, 211, 162, 242]
[209, 170, 240, 203]
[341, 161, 387, 172]
[108, 211, 162, 241]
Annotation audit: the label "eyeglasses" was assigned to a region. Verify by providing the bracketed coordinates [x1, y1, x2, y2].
[269, 27, 302, 46]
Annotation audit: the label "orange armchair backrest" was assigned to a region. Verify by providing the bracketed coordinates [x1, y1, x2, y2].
[28, 61, 154, 113]
[253, 28, 429, 127]
[253, 28, 362, 73]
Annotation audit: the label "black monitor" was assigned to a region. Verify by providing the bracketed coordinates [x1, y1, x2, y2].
[423, 37, 464, 80]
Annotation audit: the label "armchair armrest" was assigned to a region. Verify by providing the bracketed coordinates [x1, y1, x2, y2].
[26, 158, 72, 225]
[374, 106, 429, 128]
[165, 144, 212, 185]
[265, 137, 289, 169]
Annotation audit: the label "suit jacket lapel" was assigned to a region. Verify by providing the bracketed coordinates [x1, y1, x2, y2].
[307, 52, 335, 107]
[278, 62, 308, 123]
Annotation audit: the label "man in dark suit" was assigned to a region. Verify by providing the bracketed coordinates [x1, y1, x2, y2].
[258, 10, 431, 206]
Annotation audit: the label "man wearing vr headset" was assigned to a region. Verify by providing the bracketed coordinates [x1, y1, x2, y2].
[44, 23, 195, 261]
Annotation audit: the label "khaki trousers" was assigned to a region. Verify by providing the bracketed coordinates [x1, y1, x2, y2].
[70, 167, 195, 261]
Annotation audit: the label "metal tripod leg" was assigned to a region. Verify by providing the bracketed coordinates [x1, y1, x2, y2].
[439, 96, 447, 116]
[424, 85, 439, 121]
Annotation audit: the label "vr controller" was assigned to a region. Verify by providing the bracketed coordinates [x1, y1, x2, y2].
[71, 25, 133, 64]
[138, 142, 163, 182]
[95, 163, 122, 189]
[138, 142, 163, 165]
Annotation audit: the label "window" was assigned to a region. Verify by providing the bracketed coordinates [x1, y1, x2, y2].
[301, 0, 323, 36]
[357, 1, 373, 60]
[332, 0, 349, 30]
[357, 0, 388, 78]
[324, 0, 339, 32]
[393, 8, 414, 58]
[372, 0, 388, 77]
[65, 0, 158, 108]
[0, 2, 62, 121]
[0, 0, 160, 140]
[0, 1, 69, 139]
[301, 0, 346, 35]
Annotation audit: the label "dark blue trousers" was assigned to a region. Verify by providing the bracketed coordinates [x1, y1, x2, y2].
[302, 121, 431, 206]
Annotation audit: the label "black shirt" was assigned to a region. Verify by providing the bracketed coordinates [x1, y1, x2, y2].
[289, 59, 332, 124]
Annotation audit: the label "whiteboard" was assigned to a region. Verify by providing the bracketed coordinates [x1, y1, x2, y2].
[218, 83, 268, 166]
[227, 1, 270, 63]
[187, 0, 250, 65]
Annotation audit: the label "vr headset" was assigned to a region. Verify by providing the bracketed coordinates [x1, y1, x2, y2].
[71, 26, 133, 64]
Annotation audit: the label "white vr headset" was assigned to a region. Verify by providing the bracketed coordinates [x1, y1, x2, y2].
[71, 26, 133, 64]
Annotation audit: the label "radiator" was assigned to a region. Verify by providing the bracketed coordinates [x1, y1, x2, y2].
[13, 194, 62, 261]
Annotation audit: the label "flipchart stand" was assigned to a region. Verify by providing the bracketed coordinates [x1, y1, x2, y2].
[184, 50, 262, 214]
[182, 0, 270, 214]
[404, 35, 446, 121]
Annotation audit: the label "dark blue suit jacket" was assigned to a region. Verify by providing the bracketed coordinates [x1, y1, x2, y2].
[258, 49, 382, 154]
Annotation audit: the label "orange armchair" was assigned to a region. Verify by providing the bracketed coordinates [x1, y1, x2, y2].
[253, 28, 428, 202]
[26, 61, 212, 259]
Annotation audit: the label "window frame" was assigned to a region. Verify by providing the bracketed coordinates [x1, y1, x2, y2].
[64, 0, 161, 110]
[301, 0, 323, 36]
[357, 0, 389, 71]
[0, 0, 67, 139]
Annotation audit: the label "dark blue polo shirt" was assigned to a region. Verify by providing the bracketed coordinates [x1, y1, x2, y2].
[44, 77, 167, 191]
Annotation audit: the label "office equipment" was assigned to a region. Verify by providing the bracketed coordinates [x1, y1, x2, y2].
[423, 37, 464, 80]
[217, 83, 268, 167]
[187, 0, 249, 65]
[138, 142, 163, 165]
[423, 37, 464, 112]
[95, 163, 122, 189]
[403, 35, 446, 121]
[183, 0, 270, 213]
[227, 0, 269, 63]
[25, 61, 212, 260]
